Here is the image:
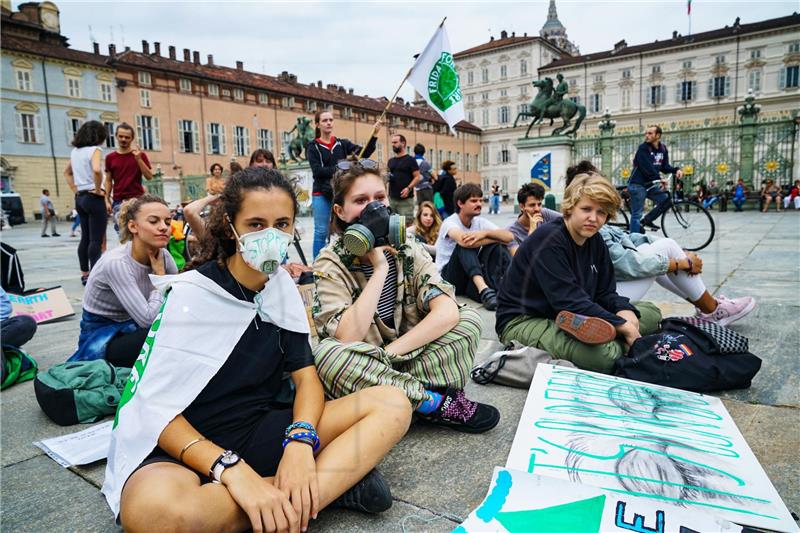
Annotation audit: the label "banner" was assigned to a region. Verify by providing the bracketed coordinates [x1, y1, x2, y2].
[9, 286, 74, 323]
[530, 152, 551, 189]
[456, 468, 744, 533]
[505, 365, 798, 533]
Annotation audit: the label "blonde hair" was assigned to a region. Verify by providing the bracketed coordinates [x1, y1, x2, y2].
[414, 201, 442, 245]
[118, 194, 169, 243]
[561, 173, 620, 221]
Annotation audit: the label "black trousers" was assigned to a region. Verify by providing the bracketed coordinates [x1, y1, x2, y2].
[75, 192, 108, 272]
[441, 243, 511, 302]
[105, 327, 149, 368]
[1, 315, 37, 348]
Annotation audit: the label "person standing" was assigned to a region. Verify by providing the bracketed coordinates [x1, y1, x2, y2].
[489, 180, 501, 214]
[64, 120, 108, 285]
[433, 160, 458, 217]
[413, 144, 434, 206]
[627, 125, 683, 234]
[39, 189, 60, 237]
[307, 110, 381, 258]
[105, 123, 153, 233]
[387, 134, 420, 221]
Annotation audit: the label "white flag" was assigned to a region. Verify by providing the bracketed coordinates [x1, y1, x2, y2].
[408, 23, 465, 133]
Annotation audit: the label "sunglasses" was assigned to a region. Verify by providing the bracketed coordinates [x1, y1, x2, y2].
[336, 159, 379, 171]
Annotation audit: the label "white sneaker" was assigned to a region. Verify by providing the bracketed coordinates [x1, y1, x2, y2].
[697, 295, 757, 327]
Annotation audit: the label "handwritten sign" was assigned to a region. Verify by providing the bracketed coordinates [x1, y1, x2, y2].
[34, 421, 112, 467]
[456, 468, 744, 533]
[8, 286, 74, 323]
[505, 365, 798, 533]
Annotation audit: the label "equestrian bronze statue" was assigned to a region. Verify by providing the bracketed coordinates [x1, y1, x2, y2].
[514, 74, 586, 137]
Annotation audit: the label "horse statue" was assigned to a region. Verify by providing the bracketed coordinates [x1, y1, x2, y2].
[513, 77, 586, 137]
[285, 116, 316, 162]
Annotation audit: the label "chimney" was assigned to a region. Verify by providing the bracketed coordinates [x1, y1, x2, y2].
[183, 48, 191, 62]
[289, 74, 297, 83]
[236, 61, 244, 71]
[207, 54, 214, 66]
[142, 40, 149, 54]
[512, 31, 516, 37]
[524, 32, 527, 37]
[500, 30, 508, 39]
[348, 88, 354, 95]
[672, 30, 679, 39]
[93, 42, 100, 54]
[108, 44, 117, 58]
[168, 46, 176, 60]
[193, 51, 200, 64]
[154, 42, 161, 56]
[318, 80, 323, 88]
[125, 46, 130, 52]
[490, 36, 494, 41]
[613, 39, 627, 52]
[396, 97, 404, 105]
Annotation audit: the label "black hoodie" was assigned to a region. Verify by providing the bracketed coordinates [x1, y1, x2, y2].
[306, 136, 377, 199]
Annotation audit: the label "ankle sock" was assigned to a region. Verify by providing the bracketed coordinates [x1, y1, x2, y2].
[416, 391, 443, 414]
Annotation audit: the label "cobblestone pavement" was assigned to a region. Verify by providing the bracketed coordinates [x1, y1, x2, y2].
[1, 206, 798, 532]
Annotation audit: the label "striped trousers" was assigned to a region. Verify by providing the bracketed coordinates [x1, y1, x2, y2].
[313, 306, 482, 408]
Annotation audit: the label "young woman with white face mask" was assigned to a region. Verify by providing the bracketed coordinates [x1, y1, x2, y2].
[109, 167, 412, 533]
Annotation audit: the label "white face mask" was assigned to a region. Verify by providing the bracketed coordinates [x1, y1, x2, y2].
[230, 225, 292, 274]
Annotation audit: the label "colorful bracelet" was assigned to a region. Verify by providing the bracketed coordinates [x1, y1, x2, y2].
[282, 430, 320, 452]
[285, 421, 316, 438]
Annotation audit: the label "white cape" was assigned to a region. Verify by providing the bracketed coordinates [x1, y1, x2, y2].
[101, 267, 309, 517]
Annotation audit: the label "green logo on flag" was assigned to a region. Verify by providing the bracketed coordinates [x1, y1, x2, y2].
[428, 52, 462, 112]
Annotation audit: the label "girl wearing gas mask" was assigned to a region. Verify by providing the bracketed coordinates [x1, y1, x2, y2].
[107, 167, 412, 533]
[312, 160, 500, 434]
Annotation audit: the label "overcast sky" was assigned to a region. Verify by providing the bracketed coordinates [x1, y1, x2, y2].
[33, 1, 799, 100]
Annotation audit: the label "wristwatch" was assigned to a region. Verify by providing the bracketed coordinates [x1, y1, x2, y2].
[209, 450, 241, 483]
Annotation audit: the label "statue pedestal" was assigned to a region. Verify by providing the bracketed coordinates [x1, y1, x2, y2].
[515, 136, 574, 203]
[281, 162, 312, 216]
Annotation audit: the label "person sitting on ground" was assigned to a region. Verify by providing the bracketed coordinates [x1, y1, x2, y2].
[1, 287, 37, 350]
[432, 160, 458, 217]
[434, 183, 514, 311]
[205, 163, 226, 196]
[495, 173, 662, 374]
[106, 167, 412, 532]
[249, 149, 277, 169]
[68, 195, 178, 367]
[761, 179, 782, 212]
[507, 182, 561, 254]
[407, 200, 442, 258]
[313, 160, 500, 434]
[783, 179, 800, 210]
[732, 178, 748, 212]
[565, 161, 756, 327]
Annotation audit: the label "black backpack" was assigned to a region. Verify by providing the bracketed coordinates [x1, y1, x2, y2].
[614, 318, 761, 393]
[1, 243, 25, 294]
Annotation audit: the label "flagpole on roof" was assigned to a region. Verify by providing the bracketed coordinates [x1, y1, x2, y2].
[358, 17, 448, 158]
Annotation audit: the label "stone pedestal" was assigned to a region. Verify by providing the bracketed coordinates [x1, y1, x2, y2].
[515, 136, 574, 202]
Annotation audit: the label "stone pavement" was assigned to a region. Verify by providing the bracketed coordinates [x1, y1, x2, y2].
[1, 206, 799, 532]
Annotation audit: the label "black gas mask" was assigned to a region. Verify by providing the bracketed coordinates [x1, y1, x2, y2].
[342, 201, 406, 257]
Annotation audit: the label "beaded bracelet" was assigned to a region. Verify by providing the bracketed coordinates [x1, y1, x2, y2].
[282, 430, 320, 452]
[285, 421, 316, 438]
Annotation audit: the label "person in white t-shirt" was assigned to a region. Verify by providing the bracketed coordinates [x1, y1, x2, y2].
[434, 184, 514, 310]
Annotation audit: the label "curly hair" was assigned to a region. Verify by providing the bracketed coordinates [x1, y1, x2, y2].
[118, 194, 169, 244]
[192, 166, 298, 268]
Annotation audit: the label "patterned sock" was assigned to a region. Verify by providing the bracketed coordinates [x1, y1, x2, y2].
[416, 391, 443, 414]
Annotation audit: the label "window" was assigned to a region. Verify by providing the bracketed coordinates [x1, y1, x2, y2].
[16, 112, 42, 143]
[498, 106, 510, 124]
[206, 123, 227, 155]
[15, 69, 32, 91]
[500, 88, 508, 97]
[342, 107, 353, 119]
[651, 65, 661, 74]
[520, 59, 528, 76]
[679, 80, 696, 102]
[467, 110, 475, 123]
[258, 93, 269, 105]
[682, 60, 693, 69]
[179, 78, 192, 93]
[222, 88, 231, 97]
[467, 94, 475, 103]
[710, 76, 729, 98]
[280, 132, 292, 156]
[208, 84, 219, 97]
[481, 67, 489, 83]
[306, 100, 317, 112]
[66, 76, 82, 98]
[438, 150, 443, 167]
[621, 88, 631, 109]
[135, 115, 161, 151]
[376, 143, 385, 164]
[481, 91, 489, 101]
[750, 49, 762, 60]
[138, 71, 151, 86]
[500, 65, 508, 79]
[233, 126, 250, 156]
[482, 145, 489, 166]
[622, 69, 632, 79]
[589, 93, 602, 113]
[481, 109, 489, 126]
[519, 84, 528, 95]
[281, 97, 295, 109]
[257, 128, 274, 151]
[455, 152, 461, 168]
[177, 119, 199, 153]
[104, 122, 116, 148]
[569, 78, 577, 88]
[233, 88, 244, 101]
[500, 143, 510, 164]
[140, 89, 151, 108]
[466, 152, 471, 172]
[789, 42, 800, 54]
[67, 118, 83, 141]
[748, 70, 762, 93]
[99, 81, 113, 102]
[780, 65, 800, 89]
[593, 73, 604, 83]
[647, 85, 665, 106]
[569, 96, 581, 105]
[516, 104, 530, 121]
[467, 71, 474, 85]
[359, 111, 367, 121]
[715, 55, 726, 65]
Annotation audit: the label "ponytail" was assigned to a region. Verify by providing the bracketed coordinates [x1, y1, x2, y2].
[314, 110, 322, 139]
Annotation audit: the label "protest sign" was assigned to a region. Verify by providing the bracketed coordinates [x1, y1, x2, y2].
[34, 421, 112, 467]
[456, 468, 744, 533]
[8, 286, 74, 323]
[504, 365, 798, 533]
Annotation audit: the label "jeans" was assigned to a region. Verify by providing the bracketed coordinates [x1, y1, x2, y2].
[75, 192, 108, 272]
[68, 309, 138, 362]
[312, 194, 332, 259]
[732, 196, 746, 211]
[0, 315, 37, 348]
[489, 195, 500, 214]
[628, 182, 671, 234]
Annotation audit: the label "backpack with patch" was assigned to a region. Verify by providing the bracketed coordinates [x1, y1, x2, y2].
[34, 360, 131, 426]
[614, 318, 761, 393]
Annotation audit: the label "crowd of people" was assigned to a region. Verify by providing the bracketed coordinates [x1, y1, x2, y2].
[2, 119, 773, 532]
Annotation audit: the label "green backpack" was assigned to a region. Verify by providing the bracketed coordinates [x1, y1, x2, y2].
[1, 347, 38, 390]
[34, 360, 131, 426]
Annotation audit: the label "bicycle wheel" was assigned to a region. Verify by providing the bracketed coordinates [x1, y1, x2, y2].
[660, 200, 715, 251]
[607, 205, 631, 230]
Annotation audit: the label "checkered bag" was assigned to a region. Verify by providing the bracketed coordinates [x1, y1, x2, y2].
[666, 317, 749, 354]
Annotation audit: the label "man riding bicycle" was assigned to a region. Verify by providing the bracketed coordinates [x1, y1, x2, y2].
[628, 125, 683, 234]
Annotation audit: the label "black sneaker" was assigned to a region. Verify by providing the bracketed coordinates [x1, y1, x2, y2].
[41, 234, 50, 238]
[640, 219, 660, 231]
[52, 233, 61, 237]
[417, 388, 500, 434]
[331, 469, 392, 514]
[480, 288, 498, 311]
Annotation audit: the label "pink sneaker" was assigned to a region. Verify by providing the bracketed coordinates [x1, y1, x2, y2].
[697, 295, 756, 327]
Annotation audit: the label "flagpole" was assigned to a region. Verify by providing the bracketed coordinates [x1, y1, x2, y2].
[358, 17, 448, 158]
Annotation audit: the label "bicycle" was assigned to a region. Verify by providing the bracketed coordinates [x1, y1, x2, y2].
[610, 178, 715, 251]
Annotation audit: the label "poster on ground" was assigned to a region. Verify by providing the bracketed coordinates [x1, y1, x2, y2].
[456, 468, 744, 533]
[504, 365, 798, 533]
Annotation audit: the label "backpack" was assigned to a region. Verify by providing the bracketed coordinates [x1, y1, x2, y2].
[471, 341, 576, 388]
[614, 318, 761, 392]
[1, 243, 25, 294]
[1, 346, 38, 390]
[34, 360, 131, 426]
